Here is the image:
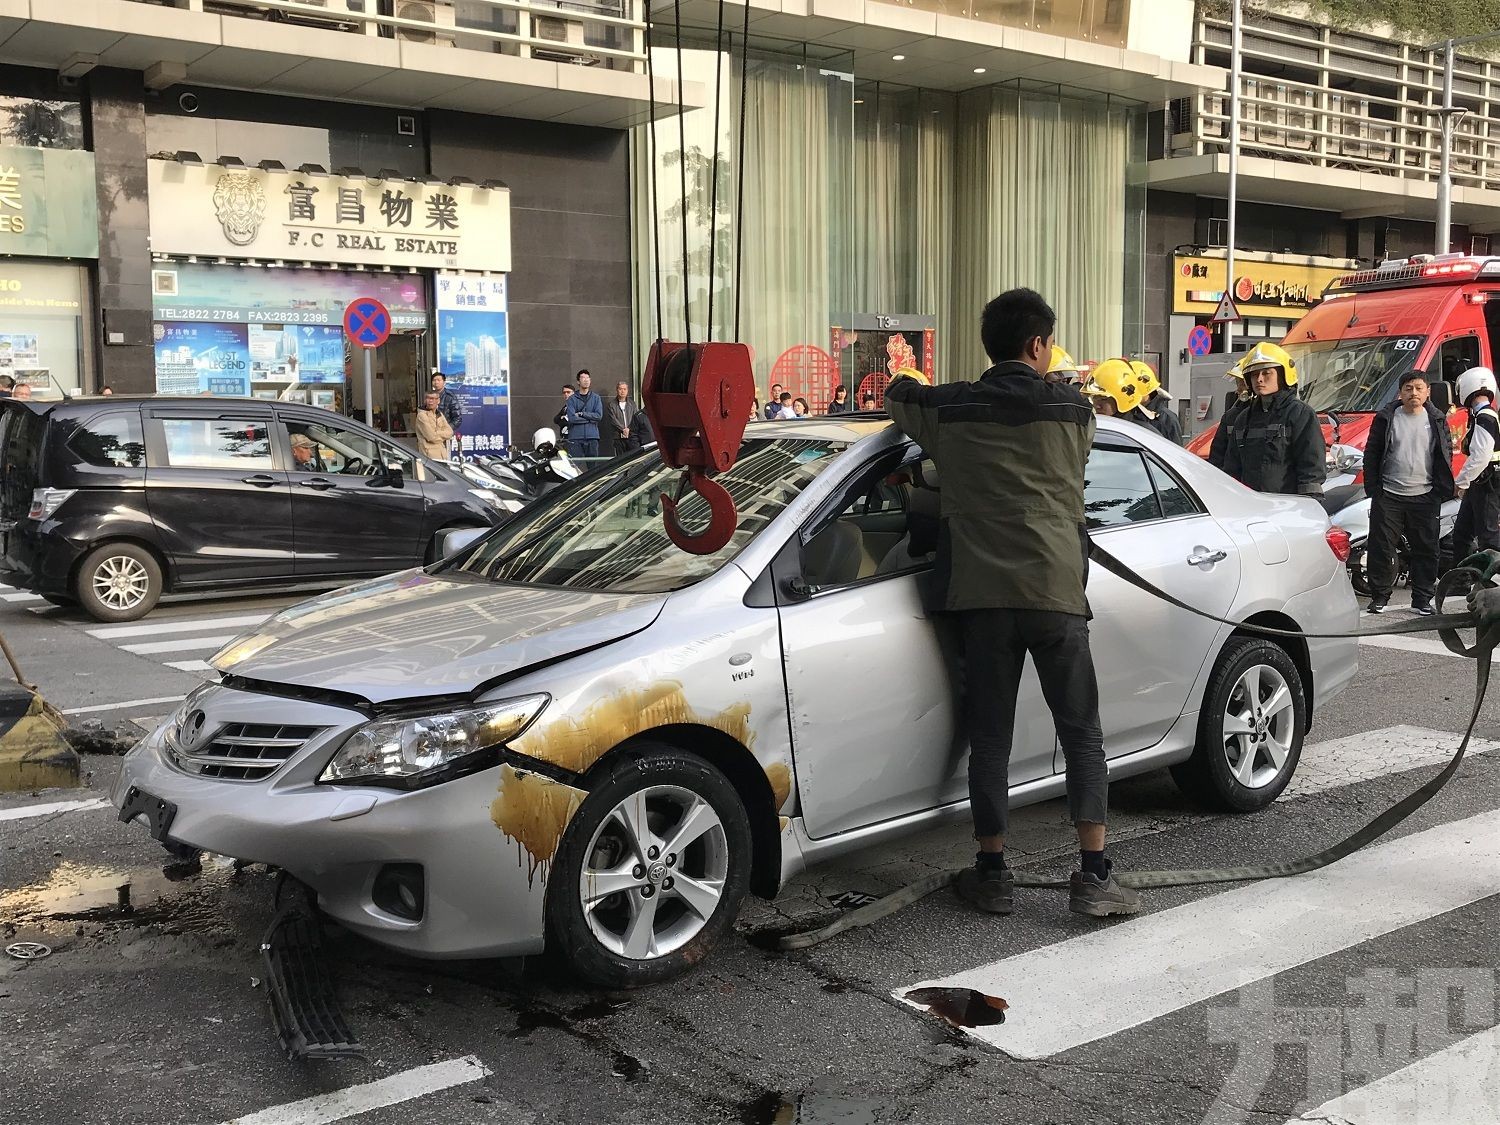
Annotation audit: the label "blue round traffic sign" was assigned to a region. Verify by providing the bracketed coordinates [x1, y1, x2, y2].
[343, 298, 392, 349]
[1188, 324, 1213, 357]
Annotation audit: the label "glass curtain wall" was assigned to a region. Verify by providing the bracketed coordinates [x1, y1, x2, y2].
[632, 49, 1137, 401]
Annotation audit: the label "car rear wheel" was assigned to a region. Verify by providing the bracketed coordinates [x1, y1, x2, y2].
[545, 744, 751, 988]
[75, 543, 162, 623]
[1171, 637, 1305, 812]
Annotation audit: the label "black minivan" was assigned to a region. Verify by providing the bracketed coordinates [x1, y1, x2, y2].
[0, 396, 507, 622]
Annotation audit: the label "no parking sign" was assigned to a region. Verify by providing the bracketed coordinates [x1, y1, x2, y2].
[1188, 325, 1213, 358]
[343, 297, 391, 426]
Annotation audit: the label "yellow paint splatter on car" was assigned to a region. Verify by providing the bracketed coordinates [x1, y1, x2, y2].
[510, 680, 756, 773]
[764, 761, 792, 811]
[490, 765, 585, 884]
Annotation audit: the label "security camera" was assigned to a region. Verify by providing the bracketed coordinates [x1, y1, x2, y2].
[179, 91, 199, 114]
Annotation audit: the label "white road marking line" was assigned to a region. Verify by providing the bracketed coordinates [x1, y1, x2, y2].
[1287, 1023, 1500, 1125]
[62, 695, 185, 715]
[1283, 725, 1498, 799]
[0, 797, 109, 823]
[1359, 632, 1468, 658]
[86, 614, 268, 640]
[1, 591, 42, 602]
[895, 810, 1500, 1060]
[164, 659, 214, 672]
[221, 1055, 502, 1125]
[120, 634, 236, 655]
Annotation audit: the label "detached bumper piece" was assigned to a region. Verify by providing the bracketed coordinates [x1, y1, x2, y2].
[260, 909, 364, 1061]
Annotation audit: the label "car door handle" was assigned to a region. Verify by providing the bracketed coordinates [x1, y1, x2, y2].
[299, 478, 335, 491]
[1186, 547, 1228, 567]
[242, 474, 278, 488]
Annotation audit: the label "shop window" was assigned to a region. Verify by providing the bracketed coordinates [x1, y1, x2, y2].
[161, 418, 272, 470]
[70, 412, 146, 469]
[1084, 446, 1162, 529]
[0, 263, 87, 396]
[0, 96, 83, 149]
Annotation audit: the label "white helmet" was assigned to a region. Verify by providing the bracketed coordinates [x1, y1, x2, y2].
[1457, 367, 1498, 406]
[532, 427, 557, 449]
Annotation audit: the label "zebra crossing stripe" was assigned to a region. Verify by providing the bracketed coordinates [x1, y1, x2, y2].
[87, 614, 269, 639]
[895, 809, 1500, 1059]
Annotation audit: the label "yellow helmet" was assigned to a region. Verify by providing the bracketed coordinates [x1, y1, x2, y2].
[1087, 358, 1151, 414]
[1129, 360, 1161, 399]
[1224, 354, 1247, 382]
[1047, 345, 1082, 376]
[894, 366, 929, 384]
[1239, 341, 1299, 387]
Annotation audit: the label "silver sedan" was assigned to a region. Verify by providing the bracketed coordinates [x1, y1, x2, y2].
[113, 417, 1359, 986]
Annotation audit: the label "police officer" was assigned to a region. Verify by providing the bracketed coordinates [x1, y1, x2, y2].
[1221, 342, 1325, 497]
[1451, 365, 1500, 561]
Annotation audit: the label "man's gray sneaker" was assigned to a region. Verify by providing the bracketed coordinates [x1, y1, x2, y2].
[956, 863, 1014, 915]
[1069, 868, 1142, 917]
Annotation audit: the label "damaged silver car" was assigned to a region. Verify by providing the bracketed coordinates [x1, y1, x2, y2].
[113, 418, 1358, 986]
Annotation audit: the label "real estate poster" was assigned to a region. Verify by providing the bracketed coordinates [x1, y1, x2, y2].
[434, 273, 510, 453]
[153, 321, 252, 397]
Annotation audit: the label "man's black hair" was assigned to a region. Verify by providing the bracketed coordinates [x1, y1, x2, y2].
[1398, 370, 1428, 389]
[576, 368, 591, 378]
[779, 391, 792, 403]
[562, 383, 575, 391]
[980, 288, 1056, 364]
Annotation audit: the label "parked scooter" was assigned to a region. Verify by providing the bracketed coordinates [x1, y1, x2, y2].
[1321, 443, 1459, 596]
[474, 427, 581, 501]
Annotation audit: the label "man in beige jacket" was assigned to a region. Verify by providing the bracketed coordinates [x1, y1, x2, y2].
[414, 390, 453, 460]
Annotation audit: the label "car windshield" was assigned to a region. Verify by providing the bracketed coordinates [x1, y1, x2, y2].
[447, 437, 847, 594]
[1287, 336, 1425, 412]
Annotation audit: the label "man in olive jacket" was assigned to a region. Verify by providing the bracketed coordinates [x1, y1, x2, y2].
[885, 288, 1140, 921]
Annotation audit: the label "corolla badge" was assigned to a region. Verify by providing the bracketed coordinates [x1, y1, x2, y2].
[212, 172, 266, 247]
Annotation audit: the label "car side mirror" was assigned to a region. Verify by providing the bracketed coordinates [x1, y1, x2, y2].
[1430, 380, 1454, 412]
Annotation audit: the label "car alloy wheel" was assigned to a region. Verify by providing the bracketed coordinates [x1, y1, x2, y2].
[1221, 663, 1295, 790]
[578, 785, 729, 960]
[92, 554, 151, 612]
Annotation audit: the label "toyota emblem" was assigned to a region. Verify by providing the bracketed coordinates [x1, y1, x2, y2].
[181, 709, 208, 750]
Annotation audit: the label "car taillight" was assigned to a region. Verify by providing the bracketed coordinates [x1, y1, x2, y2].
[27, 488, 76, 521]
[1325, 525, 1352, 562]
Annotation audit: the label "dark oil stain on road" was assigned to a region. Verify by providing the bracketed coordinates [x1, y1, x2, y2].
[738, 1090, 884, 1124]
[904, 986, 1008, 1028]
[610, 1048, 647, 1082]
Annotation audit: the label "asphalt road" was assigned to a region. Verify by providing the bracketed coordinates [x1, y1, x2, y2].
[1, 583, 1497, 1125]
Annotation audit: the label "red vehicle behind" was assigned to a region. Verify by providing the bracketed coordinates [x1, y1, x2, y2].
[1186, 253, 1500, 468]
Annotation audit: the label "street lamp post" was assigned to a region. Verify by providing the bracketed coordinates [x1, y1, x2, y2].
[1224, 0, 1242, 356]
[1427, 31, 1500, 255]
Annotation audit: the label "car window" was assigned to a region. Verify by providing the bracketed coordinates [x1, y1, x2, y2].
[160, 418, 272, 470]
[1085, 446, 1162, 528]
[285, 418, 382, 476]
[449, 437, 846, 594]
[70, 411, 145, 469]
[1146, 455, 1201, 519]
[1438, 335, 1481, 386]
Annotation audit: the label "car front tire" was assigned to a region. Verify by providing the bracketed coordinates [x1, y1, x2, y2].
[75, 542, 163, 623]
[1172, 637, 1306, 812]
[545, 744, 752, 988]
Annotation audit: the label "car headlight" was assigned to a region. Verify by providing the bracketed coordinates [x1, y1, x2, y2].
[319, 694, 549, 789]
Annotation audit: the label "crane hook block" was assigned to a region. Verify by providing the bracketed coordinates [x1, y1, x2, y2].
[641, 340, 755, 555]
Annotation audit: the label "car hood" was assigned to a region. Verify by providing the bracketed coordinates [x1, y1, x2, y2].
[211, 569, 666, 705]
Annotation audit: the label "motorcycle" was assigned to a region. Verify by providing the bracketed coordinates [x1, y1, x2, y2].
[1321, 443, 1458, 596]
[473, 427, 581, 502]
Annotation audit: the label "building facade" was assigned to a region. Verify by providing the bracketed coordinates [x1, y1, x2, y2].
[1144, 2, 1500, 430]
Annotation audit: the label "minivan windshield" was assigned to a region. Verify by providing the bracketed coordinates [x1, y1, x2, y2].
[448, 437, 847, 594]
[1287, 336, 1425, 412]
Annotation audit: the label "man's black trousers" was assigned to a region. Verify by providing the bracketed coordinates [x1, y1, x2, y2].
[1453, 473, 1500, 561]
[960, 608, 1109, 838]
[1367, 491, 1441, 608]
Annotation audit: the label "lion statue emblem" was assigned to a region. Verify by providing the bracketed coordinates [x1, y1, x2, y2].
[212, 173, 266, 247]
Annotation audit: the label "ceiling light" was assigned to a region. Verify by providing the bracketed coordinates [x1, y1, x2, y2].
[973, 67, 987, 74]
[892, 54, 905, 61]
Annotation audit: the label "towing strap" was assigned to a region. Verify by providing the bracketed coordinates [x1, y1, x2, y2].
[776, 550, 1499, 952]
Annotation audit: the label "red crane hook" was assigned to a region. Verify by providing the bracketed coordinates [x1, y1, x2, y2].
[660, 470, 738, 555]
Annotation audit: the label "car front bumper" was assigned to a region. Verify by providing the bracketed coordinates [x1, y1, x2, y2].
[110, 684, 550, 959]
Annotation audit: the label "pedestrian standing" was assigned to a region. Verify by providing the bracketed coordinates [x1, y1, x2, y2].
[765, 383, 784, 420]
[770, 392, 795, 420]
[827, 385, 850, 414]
[413, 390, 454, 460]
[431, 373, 462, 456]
[1363, 372, 1454, 616]
[564, 369, 604, 458]
[1451, 366, 1500, 562]
[1221, 342, 1325, 497]
[1208, 359, 1251, 470]
[554, 384, 575, 454]
[884, 287, 1140, 920]
[605, 381, 637, 456]
[626, 407, 654, 450]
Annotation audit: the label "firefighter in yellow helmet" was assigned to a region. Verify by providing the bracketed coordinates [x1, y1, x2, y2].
[1221, 341, 1326, 496]
[1086, 359, 1180, 441]
[1207, 353, 1252, 469]
[1045, 345, 1084, 385]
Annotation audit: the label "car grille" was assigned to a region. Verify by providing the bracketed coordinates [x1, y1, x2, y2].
[168, 722, 325, 781]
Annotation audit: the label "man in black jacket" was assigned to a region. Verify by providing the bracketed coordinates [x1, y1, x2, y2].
[1222, 342, 1325, 497]
[1362, 372, 1455, 616]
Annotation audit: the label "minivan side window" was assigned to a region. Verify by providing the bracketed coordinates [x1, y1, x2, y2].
[71, 412, 145, 468]
[160, 418, 273, 470]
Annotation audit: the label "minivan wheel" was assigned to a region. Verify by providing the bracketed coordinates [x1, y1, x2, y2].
[546, 744, 751, 988]
[1171, 637, 1306, 813]
[75, 543, 162, 623]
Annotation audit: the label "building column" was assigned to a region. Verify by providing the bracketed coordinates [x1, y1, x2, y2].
[86, 69, 154, 393]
